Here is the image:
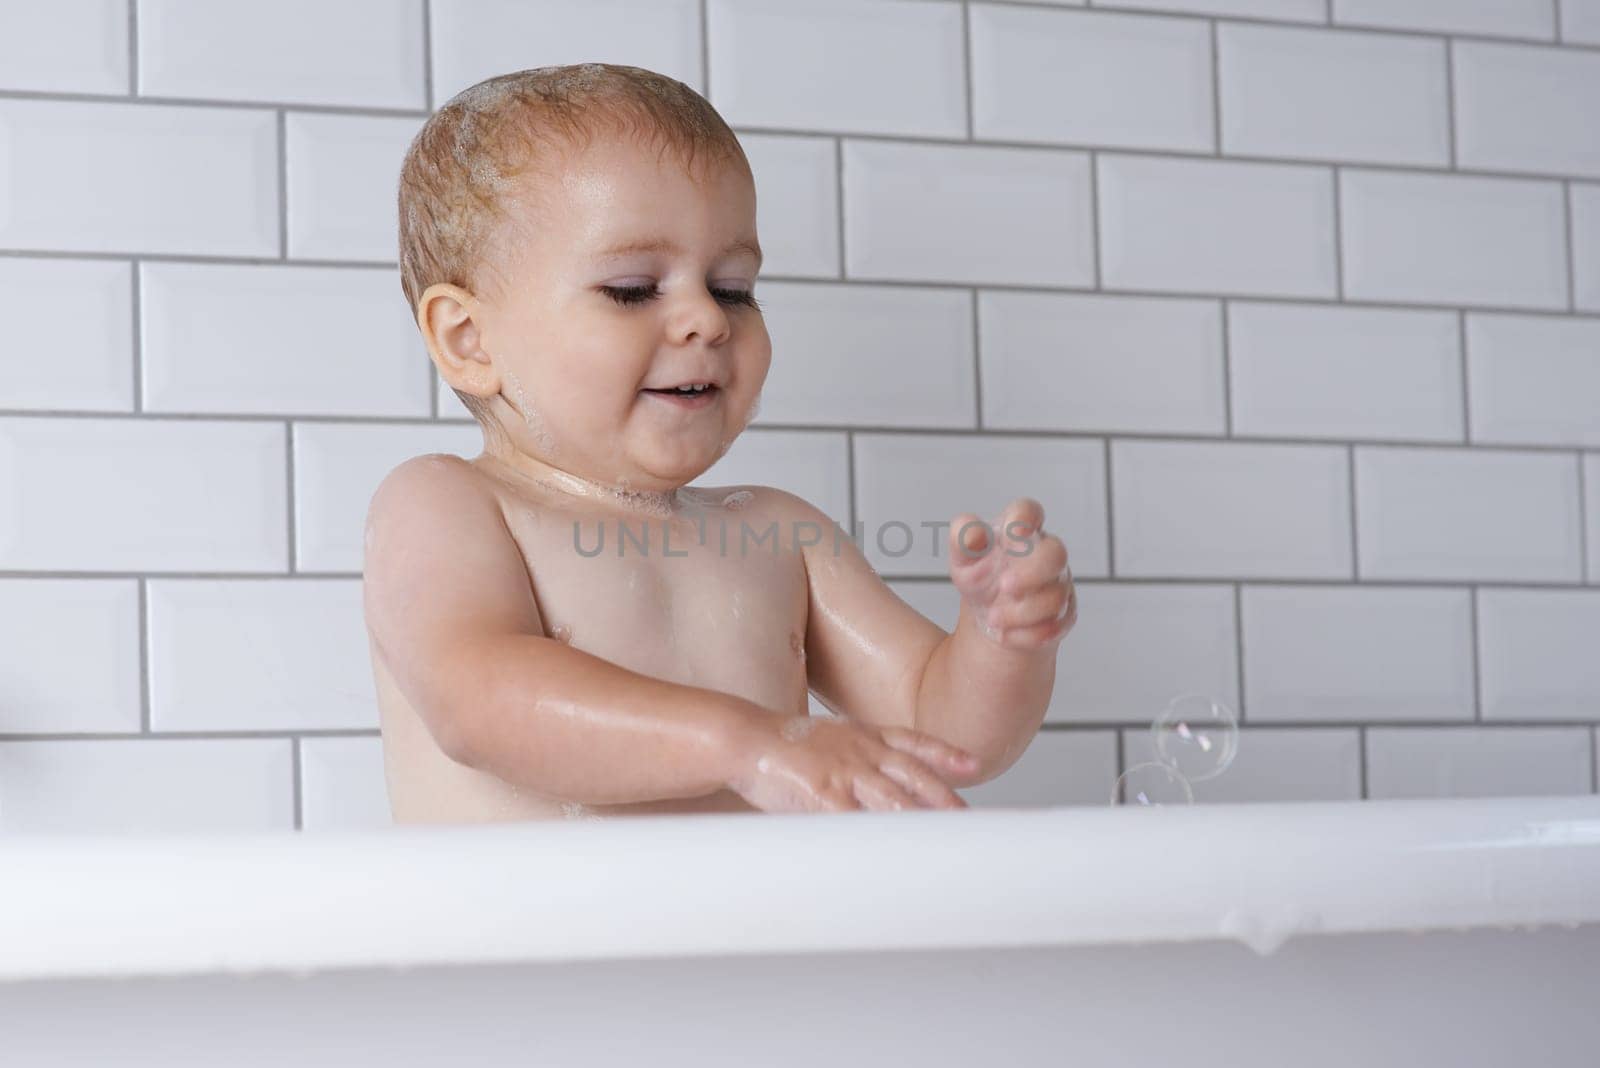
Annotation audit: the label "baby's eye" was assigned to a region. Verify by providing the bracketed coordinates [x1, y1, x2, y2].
[600, 284, 762, 311]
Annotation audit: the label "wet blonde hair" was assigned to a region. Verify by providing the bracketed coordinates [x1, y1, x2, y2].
[397, 62, 753, 427]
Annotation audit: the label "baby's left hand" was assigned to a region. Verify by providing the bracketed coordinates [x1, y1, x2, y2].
[947, 497, 1076, 652]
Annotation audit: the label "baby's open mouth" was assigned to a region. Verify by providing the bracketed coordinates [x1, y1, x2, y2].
[642, 383, 719, 397]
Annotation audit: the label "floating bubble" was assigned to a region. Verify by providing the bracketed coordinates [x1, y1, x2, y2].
[1110, 761, 1194, 806]
[1151, 693, 1239, 783]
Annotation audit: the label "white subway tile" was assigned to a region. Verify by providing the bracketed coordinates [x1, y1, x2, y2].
[1478, 588, 1600, 720]
[1467, 314, 1600, 447]
[430, 0, 703, 105]
[701, 429, 853, 527]
[286, 112, 422, 263]
[148, 578, 375, 732]
[1332, 0, 1557, 41]
[971, 6, 1214, 152]
[1340, 169, 1569, 310]
[854, 433, 1108, 577]
[1228, 302, 1463, 442]
[1094, 0, 1325, 20]
[1367, 726, 1593, 799]
[137, 0, 425, 108]
[0, 738, 293, 833]
[1587, 453, 1599, 583]
[1098, 154, 1338, 299]
[0, 0, 127, 94]
[959, 730, 1119, 807]
[0, 98, 278, 257]
[1564, 0, 1600, 44]
[299, 736, 393, 830]
[1454, 42, 1600, 179]
[0, 258, 133, 412]
[1112, 439, 1353, 578]
[709, 0, 965, 137]
[296, 423, 484, 574]
[0, 417, 288, 572]
[740, 134, 840, 279]
[1573, 183, 1600, 312]
[1218, 23, 1449, 167]
[1122, 726, 1363, 802]
[0, 579, 141, 734]
[758, 283, 975, 427]
[140, 263, 432, 417]
[1061, 583, 1239, 722]
[889, 579, 1237, 726]
[1242, 585, 1475, 722]
[843, 140, 1095, 286]
[1355, 447, 1583, 582]
[979, 291, 1226, 435]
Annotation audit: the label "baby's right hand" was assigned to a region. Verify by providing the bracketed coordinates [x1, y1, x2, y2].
[724, 712, 981, 813]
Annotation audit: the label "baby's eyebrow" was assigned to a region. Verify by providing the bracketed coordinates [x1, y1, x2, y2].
[593, 236, 763, 267]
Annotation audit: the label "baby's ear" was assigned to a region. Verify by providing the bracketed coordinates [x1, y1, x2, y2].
[418, 282, 499, 397]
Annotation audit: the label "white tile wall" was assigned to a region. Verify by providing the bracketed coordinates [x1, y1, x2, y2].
[970, 6, 1215, 152]
[1339, 169, 1570, 309]
[1227, 302, 1464, 442]
[140, 263, 432, 417]
[1574, 183, 1600, 312]
[1111, 439, 1353, 578]
[1466, 314, 1600, 447]
[286, 113, 423, 263]
[0, 579, 142, 734]
[1564, 0, 1600, 44]
[1123, 726, 1364, 802]
[843, 140, 1096, 286]
[431, 0, 703, 105]
[147, 579, 375, 732]
[0, 0, 128, 94]
[0, 258, 134, 412]
[757, 283, 976, 427]
[298, 736, 392, 830]
[1241, 585, 1475, 722]
[708, 0, 965, 138]
[1331, 0, 1558, 41]
[1453, 42, 1600, 179]
[3, 1, 1596, 830]
[1217, 23, 1450, 167]
[979, 291, 1226, 435]
[1097, 154, 1339, 298]
[1477, 589, 1600, 721]
[1367, 726, 1593, 799]
[1354, 447, 1583, 582]
[854, 433, 1108, 577]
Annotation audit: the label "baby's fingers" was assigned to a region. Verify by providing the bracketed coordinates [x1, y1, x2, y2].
[852, 771, 924, 812]
[878, 726, 982, 782]
[879, 752, 969, 809]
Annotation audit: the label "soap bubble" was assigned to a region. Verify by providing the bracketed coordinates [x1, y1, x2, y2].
[1151, 693, 1238, 783]
[1110, 761, 1194, 806]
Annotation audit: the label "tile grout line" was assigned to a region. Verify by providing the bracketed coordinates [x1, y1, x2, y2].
[1578, 451, 1590, 582]
[126, 0, 137, 95]
[1208, 19, 1221, 156]
[1458, 311, 1472, 442]
[1324, 0, 1332, 24]
[834, 137, 847, 280]
[286, 423, 297, 573]
[1347, 445, 1360, 579]
[1104, 439, 1116, 578]
[1554, 0, 1565, 43]
[1220, 300, 1232, 435]
[1089, 150, 1103, 289]
[276, 110, 288, 259]
[138, 578, 150, 733]
[1445, 37, 1458, 169]
[1359, 725, 1368, 799]
[699, 0, 710, 99]
[845, 431, 858, 535]
[1331, 167, 1345, 300]
[7, 407, 1600, 458]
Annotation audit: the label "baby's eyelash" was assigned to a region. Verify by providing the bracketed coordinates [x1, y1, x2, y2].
[601, 284, 762, 311]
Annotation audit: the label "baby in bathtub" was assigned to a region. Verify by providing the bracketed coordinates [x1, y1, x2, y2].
[362, 63, 1077, 822]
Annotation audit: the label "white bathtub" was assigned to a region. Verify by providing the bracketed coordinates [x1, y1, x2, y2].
[2, 794, 1597, 1066]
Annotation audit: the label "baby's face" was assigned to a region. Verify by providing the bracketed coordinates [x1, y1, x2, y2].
[470, 132, 769, 493]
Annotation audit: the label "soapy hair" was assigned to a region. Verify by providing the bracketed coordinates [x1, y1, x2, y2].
[396, 62, 752, 428]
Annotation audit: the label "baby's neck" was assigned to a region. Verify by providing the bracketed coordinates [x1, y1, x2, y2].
[476, 450, 694, 518]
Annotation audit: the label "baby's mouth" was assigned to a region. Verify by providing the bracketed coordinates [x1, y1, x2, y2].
[641, 383, 721, 409]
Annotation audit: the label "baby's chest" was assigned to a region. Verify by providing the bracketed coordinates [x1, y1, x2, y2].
[523, 524, 811, 710]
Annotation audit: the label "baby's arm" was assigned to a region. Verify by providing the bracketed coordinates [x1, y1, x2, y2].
[775, 491, 1066, 781]
[363, 455, 764, 806]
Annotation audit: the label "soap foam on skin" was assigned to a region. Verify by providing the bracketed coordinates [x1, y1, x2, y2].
[501, 365, 558, 456]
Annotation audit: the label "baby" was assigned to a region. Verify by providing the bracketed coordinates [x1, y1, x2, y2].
[363, 63, 1078, 822]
